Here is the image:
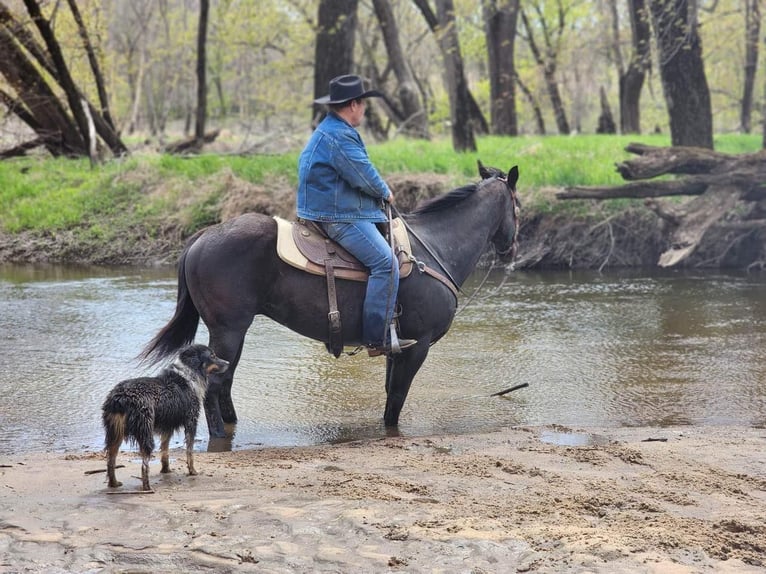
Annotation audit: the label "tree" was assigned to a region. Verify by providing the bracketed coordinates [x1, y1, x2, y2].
[312, 0, 359, 127]
[516, 76, 546, 134]
[648, 0, 713, 148]
[609, 0, 652, 134]
[412, 0, 478, 151]
[483, 0, 520, 136]
[0, 0, 126, 158]
[741, 0, 761, 133]
[194, 0, 209, 146]
[371, 0, 429, 138]
[519, 1, 571, 135]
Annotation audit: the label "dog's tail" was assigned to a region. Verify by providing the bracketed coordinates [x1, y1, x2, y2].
[139, 234, 203, 365]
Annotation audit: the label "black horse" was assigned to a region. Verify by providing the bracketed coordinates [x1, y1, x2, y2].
[141, 163, 520, 438]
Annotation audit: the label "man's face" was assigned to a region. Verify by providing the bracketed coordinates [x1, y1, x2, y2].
[348, 98, 366, 127]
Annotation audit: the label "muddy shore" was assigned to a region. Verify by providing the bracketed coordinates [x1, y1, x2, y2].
[1, 424, 765, 573]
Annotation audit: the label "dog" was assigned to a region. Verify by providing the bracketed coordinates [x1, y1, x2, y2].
[102, 344, 229, 491]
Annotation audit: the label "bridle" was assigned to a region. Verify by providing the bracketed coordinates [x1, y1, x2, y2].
[390, 174, 521, 308]
[493, 174, 521, 262]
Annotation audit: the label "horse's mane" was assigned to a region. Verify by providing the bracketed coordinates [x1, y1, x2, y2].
[410, 183, 478, 215]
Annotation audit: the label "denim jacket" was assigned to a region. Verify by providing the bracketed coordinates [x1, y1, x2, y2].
[297, 113, 390, 222]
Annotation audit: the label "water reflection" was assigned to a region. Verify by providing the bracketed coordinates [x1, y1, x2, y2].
[0, 264, 764, 456]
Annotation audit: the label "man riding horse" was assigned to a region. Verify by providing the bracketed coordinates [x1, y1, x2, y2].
[297, 74, 417, 357]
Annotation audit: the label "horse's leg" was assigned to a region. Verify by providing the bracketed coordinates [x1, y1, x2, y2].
[205, 326, 248, 437]
[383, 344, 429, 426]
[217, 337, 245, 424]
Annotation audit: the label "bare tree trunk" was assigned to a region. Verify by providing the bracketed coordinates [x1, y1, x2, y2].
[194, 0, 209, 145]
[616, 0, 652, 134]
[763, 32, 766, 149]
[412, 0, 476, 151]
[23, 0, 93, 157]
[128, 45, 146, 135]
[516, 76, 545, 134]
[312, 0, 359, 127]
[741, 0, 761, 133]
[483, 0, 520, 136]
[0, 25, 84, 155]
[436, 0, 476, 151]
[0, 0, 127, 157]
[65, 0, 115, 131]
[412, 0, 488, 137]
[648, 0, 713, 148]
[372, 0, 429, 138]
[596, 86, 617, 134]
[520, 4, 570, 134]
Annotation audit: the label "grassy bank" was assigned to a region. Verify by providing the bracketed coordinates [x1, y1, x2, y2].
[0, 133, 761, 264]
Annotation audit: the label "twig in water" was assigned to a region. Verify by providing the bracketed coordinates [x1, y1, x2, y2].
[490, 382, 529, 397]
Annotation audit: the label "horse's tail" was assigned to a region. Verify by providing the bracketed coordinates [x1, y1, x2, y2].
[139, 233, 203, 365]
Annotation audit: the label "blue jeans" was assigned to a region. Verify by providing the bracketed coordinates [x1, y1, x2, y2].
[321, 221, 398, 346]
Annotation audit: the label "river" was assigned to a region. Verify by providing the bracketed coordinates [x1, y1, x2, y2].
[1, 263, 764, 456]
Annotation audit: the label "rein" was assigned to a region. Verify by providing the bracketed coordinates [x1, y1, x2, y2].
[390, 203, 463, 296]
[392, 174, 520, 314]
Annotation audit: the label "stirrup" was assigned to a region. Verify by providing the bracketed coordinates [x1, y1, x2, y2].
[389, 321, 401, 354]
[366, 339, 417, 357]
[367, 323, 417, 357]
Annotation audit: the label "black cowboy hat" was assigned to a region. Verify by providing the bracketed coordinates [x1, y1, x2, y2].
[314, 74, 383, 105]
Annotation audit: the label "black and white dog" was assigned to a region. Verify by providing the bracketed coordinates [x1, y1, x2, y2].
[102, 344, 228, 491]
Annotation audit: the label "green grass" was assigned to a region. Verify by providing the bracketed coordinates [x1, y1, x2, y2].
[0, 134, 761, 234]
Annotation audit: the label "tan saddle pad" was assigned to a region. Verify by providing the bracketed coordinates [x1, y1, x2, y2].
[274, 216, 413, 281]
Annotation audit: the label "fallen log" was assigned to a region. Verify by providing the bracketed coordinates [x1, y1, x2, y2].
[557, 143, 766, 268]
[163, 129, 221, 154]
[0, 137, 46, 158]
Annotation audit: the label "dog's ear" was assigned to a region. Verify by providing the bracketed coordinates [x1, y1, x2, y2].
[178, 345, 203, 370]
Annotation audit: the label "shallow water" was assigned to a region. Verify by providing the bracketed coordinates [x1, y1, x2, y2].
[1, 263, 764, 456]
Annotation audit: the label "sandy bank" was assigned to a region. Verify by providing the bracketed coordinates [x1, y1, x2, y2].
[1, 425, 765, 573]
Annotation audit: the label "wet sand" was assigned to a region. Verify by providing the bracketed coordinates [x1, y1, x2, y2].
[1, 424, 765, 573]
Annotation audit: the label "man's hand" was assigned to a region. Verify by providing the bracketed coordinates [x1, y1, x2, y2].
[386, 191, 395, 204]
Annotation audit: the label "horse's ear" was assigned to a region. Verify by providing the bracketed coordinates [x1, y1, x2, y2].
[477, 159, 491, 180]
[507, 165, 519, 189]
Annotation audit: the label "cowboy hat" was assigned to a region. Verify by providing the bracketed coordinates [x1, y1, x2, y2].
[314, 74, 383, 105]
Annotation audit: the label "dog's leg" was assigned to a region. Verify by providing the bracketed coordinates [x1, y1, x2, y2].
[185, 424, 198, 476]
[137, 420, 155, 492]
[106, 441, 122, 488]
[160, 433, 172, 474]
[104, 414, 124, 487]
[140, 453, 152, 491]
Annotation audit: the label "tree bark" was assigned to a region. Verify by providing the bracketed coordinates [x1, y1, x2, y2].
[434, 0, 476, 152]
[412, 0, 488, 138]
[371, 0, 429, 138]
[617, 0, 651, 134]
[23, 0, 93, 158]
[0, 1, 127, 157]
[596, 86, 616, 134]
[312, 0, 359, 128]
[520, 4, 570, 135]
[741, 0, 760, 133]
[516, 76, 545, 134]
[0, 25, 84, 155]
[194, 0, 209, 146]
[65, 0, 115, 131]
[648, 0, 713, 148]
[483, 0, 520, 136]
